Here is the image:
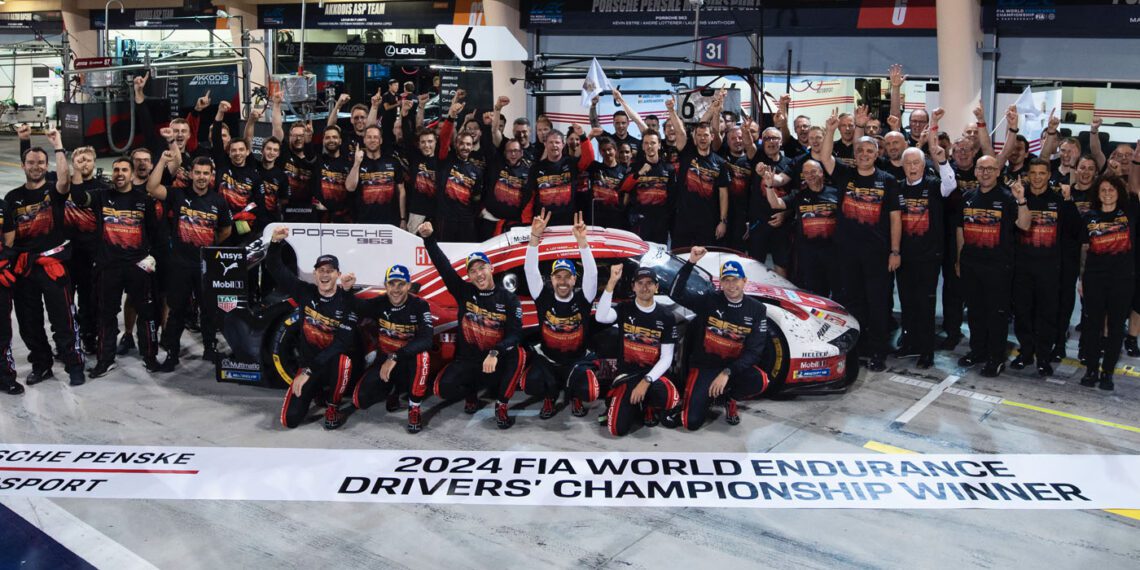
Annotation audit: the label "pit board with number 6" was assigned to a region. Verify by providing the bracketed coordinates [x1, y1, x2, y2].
[435, 25, 528, 62]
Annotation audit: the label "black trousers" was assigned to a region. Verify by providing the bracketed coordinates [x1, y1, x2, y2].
[1082, 271, 1135, 375]
[1012, 257, 1060, 364]
[748, 225, 791, 270]
[521, 352, 601, 401]
[1057, 249, 1081, 346]
[161, 261, 215, 352]
[794, 243, 838, 298]
[0, 286, 17, 384]
[432, 347, 525, 404]
[897, 258, 941, 355]
[353, 352, 432, 409]
[835, 246, 892, 359]
[680, 366, 768, 431]
[97, 263, 158, 363]
[13, 263, 84, 372]
[726, 208, 749, 252]
[67, 240, 98, 344]
[941, 235, 964, 337]
[961, 259, 1013, 363]
[592, 208, 628, 232]
[606, 373, 681, 437]
[280, 354, 356, 429]
[630, 209, 671, 245]
[671, 213, 717, 250]
[436, 215, 478, 243]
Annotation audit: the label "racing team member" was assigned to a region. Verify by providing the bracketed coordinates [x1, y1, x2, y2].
[241, 107, 288, 223]
[69, 158, 161, 377]
[619, 129, 676, 244]
[405, 125, 439, 232]
[352, 264, 433, 433]
[594, 265, 681, 437]
[4, 131, 86, 386]
[480, 96, 534, 239]
[210, 100, 264, 242]
[147, 153, 233, 371]
[346, 125, 406, 226]
[524, 125, 597, 228]
[955, 156, 1031, 377]
[765, 160, 840, 297]
[522, 211, 600, 420]
[817, 108, 904, 372]
[416, 222, 526, 429]
[1055, 156, 1096, 362]
[312, 125, 353, 223]
[63, 145, 103, 355]
[715, 122, 758, 252]
[435, 99, 486, 242]
[667, 247, 770, 430]
[746, 129, 795, 277]
[672, 104, 730, 249]
[587, 136, 630, 230]
[267, 226, 360, 429]
[270, 92, 319, 222]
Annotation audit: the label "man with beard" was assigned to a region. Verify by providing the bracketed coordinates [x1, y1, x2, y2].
[478, 96, 534, 238]
[147, 154, 232, 371]
[717, 121, 758, 251]
[63, 146, 102, 355]
[346, 125, 405, 226]
[436, 98, 487, 241]
[270, 92, 319, 222]
[525, 123, 598, 228]
[417, 222, 525, 429]
[620, 129, 676, 244]
[1039, 112, 1081, 186]
[590, 95, 641, 157]
[672, 90, 731, 249]
[133, 73, 203, 192]
[405, 126, 439, 233]
[311, 125, 352, 223]
[69, 158, 161, 377]
[266, 226, 360, 429]
[4, 130, 86, 386]
[997, 106, 1035, 183]
[522, 211, 600, 419]
[746, 126, 794, 276]
[210, 100, 264, 242]
[327, 93, 371, 157]
[816, 109, 904, 372]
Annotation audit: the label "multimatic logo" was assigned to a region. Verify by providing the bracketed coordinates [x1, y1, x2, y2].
[386, 45, 427, 58]
[290, 227, 393, 245]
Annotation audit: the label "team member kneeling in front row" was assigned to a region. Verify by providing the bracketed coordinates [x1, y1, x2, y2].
[352, 264, 434, 433]
[522, 210, 601, 419]
[595, 265, 682, 437]
[267, 226, 360, 430]
[417, 222, 526, 429]
[666, 248, 770, 429]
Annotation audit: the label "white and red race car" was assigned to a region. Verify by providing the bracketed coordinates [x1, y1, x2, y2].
[211, 223, 860, 396]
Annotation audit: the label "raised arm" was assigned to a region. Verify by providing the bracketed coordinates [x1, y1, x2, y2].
[271, 91, 285, 141]
[667, 247, 715, 313]
[437, 99, 464, 161]
[524, 210, 550, 298]
[759, 165, 785, 209]
[595, 264, 622, 324]
[367, 88, 382, 130]
[588, 95, 601, 130]
[973, 102, 996, 157]
[266, 226, 311, 299]
[328, 93, 349, 129]
[613, 88, 648, 134]
[1011, 179, 1031, 231]
[491, 95, 509, 150]
[345, 149, 364, 193]
[667, 98, 687, 151]
[575, 213, 598, 303]
[578, 126, 600, 170]
[996, 105, 1018, 168]
[817, 108, 839, 175]
[888, 64, 905, 124]
[48, 130, 69, 195]
[244, 104, 263, 148]
[1089, 117, 1107, 170]
[416, 222, 466, 297]
[210, 100, 233, 165]
[777, 95, 793, 143]
[1039, 109, 1060, 160]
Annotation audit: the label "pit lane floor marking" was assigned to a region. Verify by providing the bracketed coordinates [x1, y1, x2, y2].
[889, 374, 961, 428]
[862, 441, 1140, 523]
[1, 497, 159, 569]
[887, 375, 1140, 435]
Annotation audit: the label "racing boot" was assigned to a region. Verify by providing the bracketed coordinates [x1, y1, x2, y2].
[26, 368, 53, 386]
[642, 406, 660, 427]
[2, 378, 24, 395]
[495, 402, 514, 429]
[407, 405, 422, 433]
[116, 333, 135, 356]
[570, 397, 588, 417]
[323, 404, 345, 430]
[1126, 336, 1140, 357]
[724, 399, 741, 425]
[539, 397, 556, 420]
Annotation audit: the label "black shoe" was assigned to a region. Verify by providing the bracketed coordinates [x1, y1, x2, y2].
[68, 366, 86, 386]
[202, 345, 219, 362]
[1098, 374, 1115, 391]
[143, 358, 162, 372]
[159, 351, 179, 373]
[81, 336, 98, 356]
[1050, 345, 1065, 363]
[939, 334, 962, 351]
[660, 411, 682, 429]
[87, 360, 117, 379]
[26, 368, 53, 385]
[867, 357, 887, 372]
[1037, 363, 1054, 378]
[539, 398, 556, 419]
[957, 353, 981, 367]
[1126, 336, 1140, 357]
[1010, 354, 1033, 370]
[407, 406, 422, 433]
[893, 345, 920, 358]
[2, 379, 24, 395]
[724, 399, 741, 425]
[464, 395, 480, 414]
[1079, 368, 1099, 387]
[116, 334, 135, 356]
[979, 361, 1005, 378]
[916, 353, 934, 369]
[642, 406, 660, 427]
[571, 397, 588, 417]
[323, 404, 345, 430]
[495, 402, 514, 429]
[385, 392, 402, 412]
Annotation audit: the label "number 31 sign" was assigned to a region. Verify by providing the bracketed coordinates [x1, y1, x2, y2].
[436, 25, 529, 62]
[698, 37, 728, 66]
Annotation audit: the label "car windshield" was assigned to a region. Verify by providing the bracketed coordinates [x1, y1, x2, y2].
[638, 248, 716, 298]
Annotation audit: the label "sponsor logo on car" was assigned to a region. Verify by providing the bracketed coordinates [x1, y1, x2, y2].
[220, 359, 260, 370]
[221, 370, 261, 382]
[793, 368, 830, 379]
[213, 280, 243, 289]
[217, 295, 240, 313]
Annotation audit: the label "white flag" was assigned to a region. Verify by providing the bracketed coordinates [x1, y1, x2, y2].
[1013, 85, 1048, 152]
[581, 58, 613, 108]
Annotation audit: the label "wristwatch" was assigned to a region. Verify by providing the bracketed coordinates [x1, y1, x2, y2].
[387, 353, 399, 362]
[643, 375, 656, 384]
[889, 250, 900, 256]
[1017, 200, 1027, 206]
[488, 349, 500, 358]
[301, 367, 312, 376]
[721, 368, 732, 378]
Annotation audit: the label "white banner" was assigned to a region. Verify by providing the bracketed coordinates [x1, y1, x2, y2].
[2, 444, 1140, 509]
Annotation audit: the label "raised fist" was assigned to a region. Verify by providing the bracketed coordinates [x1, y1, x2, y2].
[495, 96, 510, 110]
[218, 100, 232, 114]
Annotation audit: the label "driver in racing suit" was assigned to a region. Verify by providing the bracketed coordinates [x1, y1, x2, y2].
[352, 264, 434, 433]
[267, 226, 360, 430]
[521, 210, 601, 419]
[666, 247, 770, 429]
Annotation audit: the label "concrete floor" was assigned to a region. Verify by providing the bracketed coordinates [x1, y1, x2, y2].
[2, 135, 1140, 569]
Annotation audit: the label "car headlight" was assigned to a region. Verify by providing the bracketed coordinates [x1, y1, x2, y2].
[828, 328, 859, 353]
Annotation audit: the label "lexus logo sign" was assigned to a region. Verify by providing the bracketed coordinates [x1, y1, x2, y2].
[386, 45, 427, 58]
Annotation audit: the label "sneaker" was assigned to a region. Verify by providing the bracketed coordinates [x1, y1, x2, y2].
[1010, 354, 1033, 370]
[2, 379, 24, 395]
[938, 334, 962, 351]
[159, 351, 179, 373]
[1126, 336, 1140, 357]
[495, 402, 514, 429]
[1050, 345, 1065, 363]
[571, 397, 587, 417]
[893, 345, 920, 358]
[143, 358, 162, 372]
[725, 399, 741, 425]
[407, 406, 422, 433]
[539, 397, 556, 420]
[26, 368, 53, 385]
[87, 360, 117, 379]
[386, 392, 402, 413]
[957, 353, 982, 367]
[116, 334, 135, 356]
[1098, 374, 1115, 391]
[915, 353, 934, 370]
[866, 357, 887, 372]
[68, 366, 86, 386]
[1079, 368, 1099, 387]
[1037, 363, 1054, 378]
[979, 361, 1005, 378]
[464, 394, 480, 414]
[643, 406, 660, 427]
[323, 404, 345, 430]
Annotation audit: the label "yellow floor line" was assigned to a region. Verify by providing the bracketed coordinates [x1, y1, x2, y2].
[1103, 509, 1140, 521]
[1000, 400, 1140, 435]
[0, 160, 21, 168]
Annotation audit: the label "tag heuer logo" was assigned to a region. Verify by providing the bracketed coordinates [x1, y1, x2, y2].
[217, 295, 240, 313]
